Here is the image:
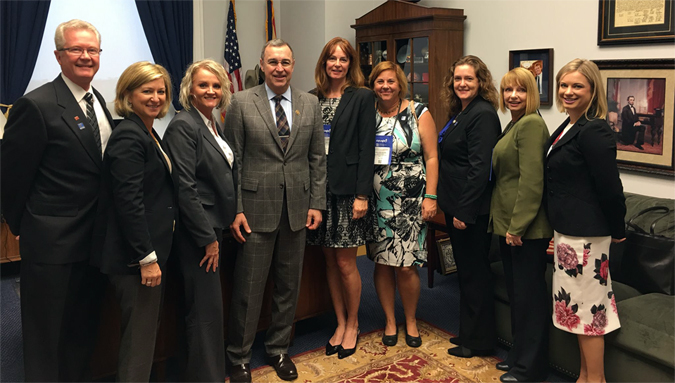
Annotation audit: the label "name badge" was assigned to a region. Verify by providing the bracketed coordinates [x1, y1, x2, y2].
[323, 124, 331, 155]
[374, 135, 393, 165]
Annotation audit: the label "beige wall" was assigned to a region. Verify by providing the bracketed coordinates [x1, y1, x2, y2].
[196, 0, 674, 198]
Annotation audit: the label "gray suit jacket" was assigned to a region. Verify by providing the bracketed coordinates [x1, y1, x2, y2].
[163, 107, 238, 246]
[225, 85, 326, 232]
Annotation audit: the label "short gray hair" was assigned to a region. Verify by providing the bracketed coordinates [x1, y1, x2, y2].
[260, 39, 294, 60]
[54, 19, 101, 50]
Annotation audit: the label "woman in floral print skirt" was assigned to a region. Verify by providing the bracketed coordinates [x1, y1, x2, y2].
[544, 59, 626, 383]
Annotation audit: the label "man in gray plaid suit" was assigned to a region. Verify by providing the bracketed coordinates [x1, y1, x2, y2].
[225, 39, 326, 383]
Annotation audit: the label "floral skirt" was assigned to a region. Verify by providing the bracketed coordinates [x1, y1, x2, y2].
[552, 231, 620, 336]
[306, 184, 374, 248]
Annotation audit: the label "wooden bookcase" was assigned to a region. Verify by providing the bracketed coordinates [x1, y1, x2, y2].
[352, 0, 466, 131]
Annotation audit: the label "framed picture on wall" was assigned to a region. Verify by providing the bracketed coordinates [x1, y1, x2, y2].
[594, 59, 675, 176]
[509, 48, 554, 106]
[598, 0, 675, 45]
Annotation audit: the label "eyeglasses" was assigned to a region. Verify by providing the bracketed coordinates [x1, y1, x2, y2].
[58, 47, 102, 57]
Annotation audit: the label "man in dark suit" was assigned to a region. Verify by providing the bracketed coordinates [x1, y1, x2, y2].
[225, 39, 326, 383]
[1, 19, 113, 381]
[620, 95, 644, 150]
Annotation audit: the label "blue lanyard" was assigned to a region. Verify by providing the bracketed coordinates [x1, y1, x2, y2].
[438, 113, 460, 144]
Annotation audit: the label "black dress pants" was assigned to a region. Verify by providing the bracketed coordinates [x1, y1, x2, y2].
[500, 237, 550, 381]
[446, 213, 495, 351]
[20, 260, 104, 382]
[174, 225, 226, 382]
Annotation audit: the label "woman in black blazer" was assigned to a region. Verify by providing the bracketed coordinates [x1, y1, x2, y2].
[546, 59, 626, 383]
[437, 55, 500, 358]
[94, 61, 176, 382]
[307, 37, 376, 359]
[163, 59, 236, 381]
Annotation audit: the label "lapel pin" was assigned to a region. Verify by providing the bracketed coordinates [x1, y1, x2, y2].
[77, 122, 85, 130]
[74, 116, 80, 121]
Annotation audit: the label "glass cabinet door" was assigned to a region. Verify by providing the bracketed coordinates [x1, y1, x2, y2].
[359, 41, 386, 81]
[395, 37, 429, 103]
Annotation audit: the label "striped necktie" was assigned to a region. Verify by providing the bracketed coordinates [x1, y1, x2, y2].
[84, 92, 102, 153]
[273, 95, 290, 151]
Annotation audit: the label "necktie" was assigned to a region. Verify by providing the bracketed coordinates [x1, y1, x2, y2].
[84, 92, 102, 153]
[273, 95, 290, 151]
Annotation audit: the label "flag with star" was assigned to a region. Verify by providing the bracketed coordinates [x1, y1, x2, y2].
[224, 0, 242, 94]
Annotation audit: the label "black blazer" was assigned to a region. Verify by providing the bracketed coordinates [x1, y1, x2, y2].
[163, 107, 238, 247]
[544, 116, 626, 238]
[1, 75, 114, 264]
[311, 86, 376, 196]
[92, 113, 177, 275]
[437, 96, 500, 224]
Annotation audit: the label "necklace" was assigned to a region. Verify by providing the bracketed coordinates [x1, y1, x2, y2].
[377, 99, 401, 117]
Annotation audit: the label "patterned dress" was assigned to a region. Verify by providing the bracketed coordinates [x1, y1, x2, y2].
[552, 232, 621, 335]
[306, 97, 373, 248]
[367, 102, 428, 267]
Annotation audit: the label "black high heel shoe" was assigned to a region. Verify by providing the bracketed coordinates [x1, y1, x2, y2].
[337, 329, 360, 359]
[325, 341, 340, 356]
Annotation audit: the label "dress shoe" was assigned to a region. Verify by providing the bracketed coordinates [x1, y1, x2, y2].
[635, 144, 645, 150]
[447, 345, 492, 358]
[228, 363, 252, 383]
[404, 328, 422, 348]
[267, 354, 298, 381]
[449, 336, 462, 346]
[495, 361, 511, 371]
[382, 327, 398, 346]
[337, 329, 360, 359]
[499, 372, 519, 382]
[325, 341, 340, 356]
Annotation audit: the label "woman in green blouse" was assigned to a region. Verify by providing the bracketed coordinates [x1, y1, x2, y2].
[489, 67, 552, 383]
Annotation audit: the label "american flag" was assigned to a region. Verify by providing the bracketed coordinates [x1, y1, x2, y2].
[224, 0, 242, 94]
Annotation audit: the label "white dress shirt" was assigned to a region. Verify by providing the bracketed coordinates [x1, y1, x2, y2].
[196, 109, 234, 167]
[264, 84, 293, 130]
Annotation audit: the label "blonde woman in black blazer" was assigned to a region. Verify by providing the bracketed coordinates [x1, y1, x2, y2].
[437, 55, 500, 358]
[308, 37, 376, 359]
[93, 62, 177, 382]
[546, 59, 626, 383]
[163, 59, 237, 381]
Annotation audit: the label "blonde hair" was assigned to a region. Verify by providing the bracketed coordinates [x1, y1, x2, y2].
[555, 58, 607, 120]
[314, 37, 365, 98]
[54, 19, 100, 50]
[114, 61, 172, 119]
[441, 55, 499, 118]
[368, 61, 408, 100]
[499, 67, 540, 115]
[179, 59, 232, 111]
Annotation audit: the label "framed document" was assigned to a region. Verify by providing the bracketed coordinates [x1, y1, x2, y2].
[598, 0, 675, 45]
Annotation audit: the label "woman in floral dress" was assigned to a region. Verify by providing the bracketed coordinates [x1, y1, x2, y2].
[367, 61, 438, 348]
[545, 59, 626, 383]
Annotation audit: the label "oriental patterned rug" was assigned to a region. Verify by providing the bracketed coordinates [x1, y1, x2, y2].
[230, 320, 504, 382]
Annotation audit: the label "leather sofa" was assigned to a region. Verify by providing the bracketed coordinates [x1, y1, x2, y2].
[491, 192, 675, 382]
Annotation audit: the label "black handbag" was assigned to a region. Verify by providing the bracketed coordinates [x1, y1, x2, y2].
[616, 206, 675, 295]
